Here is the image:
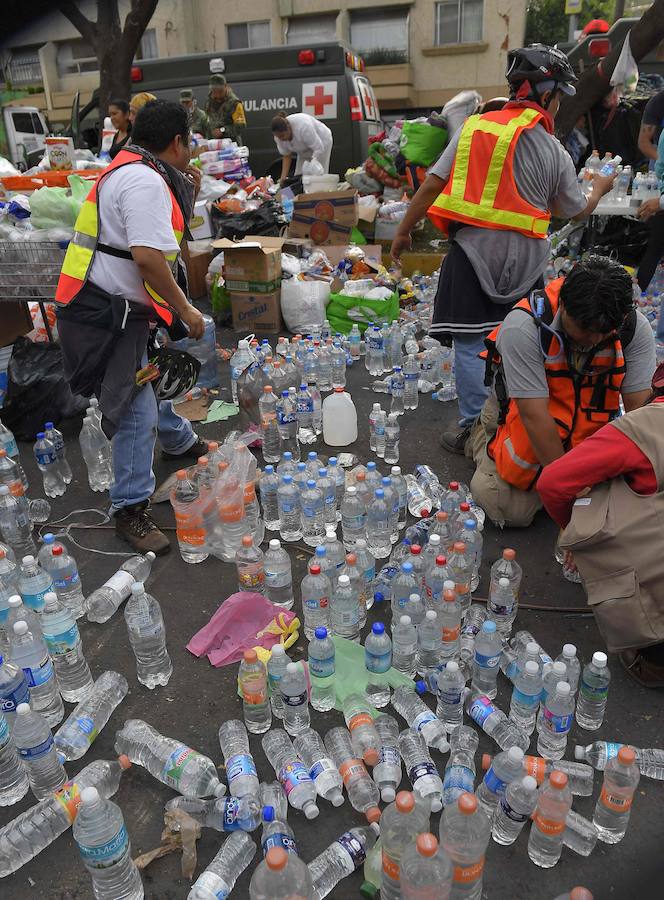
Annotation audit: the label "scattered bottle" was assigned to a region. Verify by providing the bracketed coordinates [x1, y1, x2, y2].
[575, 651, 610, 731]
[439, 793, 491, 899]
[341, 486, 366, 549]
[459, 604, 486, 669]
[0, 706, 28, 805]
[556, 643, 581, 695]
[435, 660, 466, 732]
[12, 703, 66, 800]
[218, 719, 260, 799]
[267, 644, 289, 720]
[238, 649, 272, 734]
[0, 485, 35, 560]
[366, 488, 391, 559]
[11, 620, 63, 727]
[465, 693, 529, 751]
[475, 746, 525, 817]
[18, 554, 53, 614]
[33, 432, 66, 498]
[85, 554, 155, 623]
[509, 660, 542, 735]
[78, 417, 113, 492]
[167, 793, 267, 832]
[259, 465, 280, 533]
[234, 534, 265, 595]
[364, 621, 392, 708]
[384, 414, 400, 464]
[260, 802, 297, 858]
[123, 583, 172, 689]
[593, 745, 640, 844]
[398, 727, 443, 812]
[342, 693, 382, 766]
[0, 650, 30, 727]
[528, 771, 572, 868]
[416, 609, 442, 677]
[250, 845, 313, 900]
[392, 614, 417, 678]
[492, 775, 539, 846]
[308, 823, 379, 900]
[260, 385, 282, 463]
[261, 728, 319, 819]
[401, 832, 452, 900]
[324, 727, 381, 823]
[443, 726, 479, 806]
[42, 544, 85, 620]
[0, 423, 28, 489]
[380, 791, 430, 900]
[54, 671, 128, 762]
[330, 574, 361, 642]
[391, 685, 449, 753]
[575, 740, 664, 780]
[563, 809, 599, 858]
[293, 727, 344, 807]
[40, 592, 94, 703]
[308, 626, 336, 712]
[372, 714, 402, 803]
[172, 469, 208, 564]
[264, 539, 294, 609]
[280, 662, 310, 736]
[44, 422, 72, 484]
[537, 681, 574, 761]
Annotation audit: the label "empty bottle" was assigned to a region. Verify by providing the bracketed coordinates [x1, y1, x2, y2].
[537, 680, 574, 761]
[439, 793, 491, 900]
[0, 651, 30, 727]
[459, 604, 486, 665]
[260, 385, 282, 463]
[0, 423, 27, 489]
[366, 488, 391, 559]
[331, 340, 347, 390]
[261, 802, 297, 857]
[167, 793, 267, 832]
[390, 367, 405, 416]
[262, 728, 319, 819]
[483, 752, 594, 797]
[330, 574, 361, 642]
[417, 609, 442, 677]
[575, 651, 610, 731]
[123, 583, 172, 689]
[509, 660, 542, 736]
[342, 693, 381, 765]
[308, 824, 378, 900]
[41, 544, 85, 620]
[54, 671, 128, 762]
[188, 831, 255, 899]
[13, 703, 66, 800]
[218, 719, 259, 799]
[364, 622, 392, 708]
[465, 693, 529, 751]
[308, 626, 335, 712]
[79, 417, 113, 492]
[448, 541, 473, 616]
[280, 662, 309, 736]
[593, 745, 640, 844]
[476, 746, 525, 817]
[575, 740, 664, 780]
[341, 486, 366, 549]
[370, 714, 401, 803]
[84, 555, 153, 625]
[250, 844, 313, 900]
[443, 726, 478, 807]
[301, 479, 325, 548]
[230, 339, 255, 403]
[18, 554, 53, 614]
[73, 786, 143, 899]
[563, 809, 599, 857]
[384, 414, 400, 464]
[440, 587, 461, 662]
[238, 649, 271, 734]
[43, 422, 72, 485]
[276, 390, 300, 459]
[40, 592, 93, 703]
[277, 475, 301, 542]
[0, 486, 35, 564]
[399, 728, 443, 811]
[401, 832, 452, 900]
[11, 620, 63, 727]
[368, 404, 382, 454]
[115, 719, 225, 797]
[391, 560, 419, 615]
[324, 727, 381, 823]
[380, 790, 430, 900]
[267, 644, 289, 720]
[33, 433, 66, 498]
[258, 467, 280, 534]
[436, 660, 466, 732]
[402, 353, 419, 410]
[528, 771, 572, 868]
[294, 728, 344, 807]
[391, 685, 449, 753]
[264, 539, 294, 609]
[492, 774, 538, 846]
[392, 615, 417, 678]
[1, 701, 28, 805]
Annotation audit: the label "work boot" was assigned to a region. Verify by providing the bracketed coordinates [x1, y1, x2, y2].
[441, 423, 473, 456]
[115, 502, 170, 556]
[161, 437, 209, 461]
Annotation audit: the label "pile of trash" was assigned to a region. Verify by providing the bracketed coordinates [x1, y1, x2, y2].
[198, 139, 252, 184]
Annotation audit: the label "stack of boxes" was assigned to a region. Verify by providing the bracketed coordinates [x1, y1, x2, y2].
[288, 189, 359, 244]
[215, 238, 283, 333]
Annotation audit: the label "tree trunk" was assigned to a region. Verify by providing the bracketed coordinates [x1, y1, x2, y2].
[613, 0, 626, 21]
[556, 0, 664, 140]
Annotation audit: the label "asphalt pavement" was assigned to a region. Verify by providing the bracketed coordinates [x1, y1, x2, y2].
[1, 327, 662, 899]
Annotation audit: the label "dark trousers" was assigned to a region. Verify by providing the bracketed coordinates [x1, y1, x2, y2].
[637, 210, 664, 291]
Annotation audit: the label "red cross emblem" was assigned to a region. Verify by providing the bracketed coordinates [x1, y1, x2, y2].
[302, 82, 337, 119]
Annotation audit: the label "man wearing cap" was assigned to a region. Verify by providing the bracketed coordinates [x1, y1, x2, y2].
[205, 74, 246, 143]
[179, 89, 208, 137]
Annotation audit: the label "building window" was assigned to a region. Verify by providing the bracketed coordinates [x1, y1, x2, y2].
[5, 47, 42, 86]
[56, 38, 98, 77]
[350, 8, 409, 65]
[435, 0, 483, 45]
[227, 21, 271, 50]
[286, 14, 337, 45]
[138, 28, 158, 60]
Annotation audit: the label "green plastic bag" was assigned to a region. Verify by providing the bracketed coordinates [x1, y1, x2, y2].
[400, 121, 448, 167]
[326, 290, 400, 335]
[331, 635, 413, 710]
[30, 174, 90, 230]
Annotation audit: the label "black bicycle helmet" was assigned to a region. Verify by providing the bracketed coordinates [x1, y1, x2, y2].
[148, 346, 201, 401]
[506, 44, 577, 99]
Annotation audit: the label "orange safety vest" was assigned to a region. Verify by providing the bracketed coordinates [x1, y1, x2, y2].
[428, 106, 551, 239]
[481, 278, 632, 491]
[55, 149, 184, 326]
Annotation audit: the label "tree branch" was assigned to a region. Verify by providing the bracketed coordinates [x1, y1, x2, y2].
[123, 0, 159, 53]
[56, 0, 97, 46]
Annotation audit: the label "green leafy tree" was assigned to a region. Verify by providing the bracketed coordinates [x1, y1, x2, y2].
[525, 0, 614, 45]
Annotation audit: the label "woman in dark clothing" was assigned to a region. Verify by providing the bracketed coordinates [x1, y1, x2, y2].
[108, 99, 131, 160]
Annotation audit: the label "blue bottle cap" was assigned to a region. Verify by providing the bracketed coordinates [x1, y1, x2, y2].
[298, 463, 306, 471]
[263, 806, 275, 822]
[283, 452, 292, 460]
[308, 452, 317, 460]
[36, 432, 45, 439]
[402, 562, 413, 572]
[402, 538, 411, 546]
[300, 383, 307, 390]
[315, 626, 328, 639]
[42, 533, 55, 544]
[367, 462, 376, 471]
[318, 468, 327, 476]
[307, 479, 316, 488]
[464, 519, 476, 530]
[372, 622, 385, 635]
[265, 465, 273, 474]
[315, 546, 326, 557]
[44, 421, 54, 430]
[382, 477, 391, 485]
[432, 393, 438, 400]
[283, 475, 293, 484]
[483, 621, 497, 633]
[375, 489, 384, 499]
[415, 680, 427, 694]
[328, 457, 337, 465]
[374, 591, 385, 603]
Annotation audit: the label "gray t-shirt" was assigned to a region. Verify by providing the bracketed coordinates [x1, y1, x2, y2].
[496, 307, 656, 398]
[429, 121, 587, 302]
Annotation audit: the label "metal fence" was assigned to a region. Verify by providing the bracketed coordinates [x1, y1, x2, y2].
[0, 241, 65, 302]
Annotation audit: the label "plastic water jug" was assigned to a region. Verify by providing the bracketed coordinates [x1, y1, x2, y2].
[323, 387, 358, 446]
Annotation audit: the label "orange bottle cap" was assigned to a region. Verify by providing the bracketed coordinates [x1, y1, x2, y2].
[118, 754, 132, 770]
[396, 791, 415, 813]
[458, 793, 477, 814]
[243, 649, 258, 663]
[416, 833, 439, 858]
[265, 846, 288, 871]
[241, 535, 253, 547]
[366, 806, 382, 824]
[503, 548, 516, 560]
[481, 753, 491, 771]
[550, 771, 568, 789]
[364, 748, 379, 767]
[617, 746, 636, 765]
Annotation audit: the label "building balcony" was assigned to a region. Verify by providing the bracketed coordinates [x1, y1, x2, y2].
[366, 62, 416, 108]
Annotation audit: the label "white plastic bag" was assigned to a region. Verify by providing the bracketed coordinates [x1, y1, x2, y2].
[610, 32, 639, 95]
[280, 279, 330, 332]
[302, 158, 325, 176]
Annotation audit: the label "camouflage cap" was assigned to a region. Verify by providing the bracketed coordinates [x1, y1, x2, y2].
[209, 74, 227, 87]
[180, 88, 194, 100]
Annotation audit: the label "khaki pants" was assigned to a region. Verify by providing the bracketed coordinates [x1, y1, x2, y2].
[469, 396, 542, 528]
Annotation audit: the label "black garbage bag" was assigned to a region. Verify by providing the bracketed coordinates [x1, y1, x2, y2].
[210, 200, 288, 241]
[582, 215, 650, 268]
[1, 337, 88, 440]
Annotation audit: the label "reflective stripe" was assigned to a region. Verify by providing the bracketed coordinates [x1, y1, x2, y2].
[434, 198, 549, 235]
[72, 231, 98, 251]
[503, 437, 540, 471]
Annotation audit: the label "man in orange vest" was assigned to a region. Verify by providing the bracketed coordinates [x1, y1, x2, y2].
[391, 44, 616, 455]
[55, 100, 206, 555]
[472, 256, 655, 530]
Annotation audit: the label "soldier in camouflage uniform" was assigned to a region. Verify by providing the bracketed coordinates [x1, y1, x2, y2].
[179, 88, 209, 137]
[205, 74, 247, 144]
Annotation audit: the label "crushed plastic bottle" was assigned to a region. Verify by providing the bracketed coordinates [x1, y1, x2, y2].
[78, 417, 113, 492]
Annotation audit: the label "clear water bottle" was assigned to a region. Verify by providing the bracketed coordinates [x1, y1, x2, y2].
[277, 475, 301, 542]
[188, 831, 255, 899]
[403, 354, 419, 410]
[263, 539, 293, 609]
[575, 651, 610, 731]
[364, 621, 392, 708]
[342, 693, 382, 766]
[0, 650, 30, 727]
[276, 390, 300, 459]
[323, 726, 381, 823]
[330, 340, 347, 388]
[484, 752, 594, 797]
[401, 832, 452, 900]
[475, 746, 525, 817]
[172, 470, 208, 564]
[0, 701, 28, 805]
[372, 714, 401, 803]
[0, 423, 28, 489]
[354, 539, 376, 610]
[54, 670, 128, 761]
[416, 610, 442, 677]
[233, 535, 264, 595]
[487, 577, 517, 638]
[440, 587, 461, 661]
[33, 432, 66, 498]
[366, 488, 391, 559]
[259, 466, 280, 532]
[78, 417, 113, 492]
[166, 793, 267, 832]
[85, 557, 153, 624]
[301, 479, 325, 548]
[40, 592, 93, 703]
[492, 774, 538, 846]
[280, 662, 310, 736]
[471, 621, 502, 699]
[528, 771, 572, 868]
[436, 660, 465, 732]
[308, 627, 335, 712]
[341, 486, 366, 549]
[593, 745, 640, 844]
[43, 544, 85, 620]
[260, 803, 297, 857]
[465, 693, 529, 751]
[399, 727, 443, 811]
[44, 422, 72, 485]
[380, 790, 430, 900]
[575, 740, 664, 780]
[349, 323, 361, 359]
[238, 649, 272, 735]
[562, 809, 599, 858]
[293, 727, 344, 807]
[330, 574, 360, 642]
[384, 413, 400, 464]
[439, 793, 491, 898]
[442, 726, 478, 806]
[299, 562, 330, 638]
[267, 644, 289, 720]
[114, 718, 225, 797]
[390, 367, 405, 416]
[556, 643, 581, 695]
[11, 620, 63, 727]
[392, 614, 417, 677]
[230, 339, 255, 404]
[509, 660, 542, 735]
[0, 549, 17, 656]
[368, 404, 381, 453]
[457, 519, 482, 590]
[218, 719, 260, 799]
[448, 541, 473, 617]
[0, 485, 35, 559]
[366, 326, 385, 376]
[250, 844, 313, 899]
[18, 554, 53, 614]
[327, 458, 346, 512]
[489, 547, 521, 601]
[13, 700, 66, 803]
[316, 468, 336, 530]
[123, 583, 172, 689]
[294, 384, 313, 445]
[262, 728, 319, 819]
[259, 385, 282, 464]
[308, 824, 379, 900]
[73, 786, 143, 900]
[391, 685, 449, 753]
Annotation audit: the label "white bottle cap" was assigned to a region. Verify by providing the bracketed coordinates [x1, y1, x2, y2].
[592, 651, 608, 668]
[372, 403, 381, 410]
[146, 552, 156, 561]
[556, 681, 571, 696]
[507, 747, 524, 762]
[391, 466, 401, 475]
[16, 703, 30, 716]
[22, 555, 35, 565]
[447, 661, 459, 672]
[0, 486, 8, 495]
[326, 529, 337, 538]
[563, 643, 577, 658]
[347, 486, 357, 495]
[238, 339, 250, 349]
[13, 621, 28, 635]
[131, 583, 145, 595]
[269, 539, 281, 550]
[552, 661, 566, 677]
[499, 577, 510, 588]
[409, 593, 421, 602]
[356, 539, 367, 548]
[425, 610, 437, 621]
[429, 534, 440, 545]
[338, 575, 350, 586]
[286, 662, 298, 674]
[524, 660, 539, 675]
[523, 775, 538, 791]
[8, 595, 22, 609]
[574, 746, 586, 760]
[526, 642, 540, 654]
[43, 592, 58, 607]
[399, 615, 411, 625]
[443, 580, 455, 591]
[272, 644, 285, 657]
[80, 786, 100, 806]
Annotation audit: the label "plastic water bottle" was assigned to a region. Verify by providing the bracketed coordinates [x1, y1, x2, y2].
[399, 728, 443, 811]
[40, 544, 85, 620]
[14, 702, 64, 802]
[392, 614, 417, 678]
[114, 719, 225, 797]
[259, 466, 280, 532]
[0, 486, 35, 559]
[341, 486, 366, 549]
[509, 660, 542, 735]
[389, 367, 405, 416]
[403, 353, 419, 410]
[293, 728, 344, 807]
[299, 562, 330, 638]
[486, 577, 516, 637]
[465, 693, 529, 751]
[264, 539, 294, 609]
[492, 774, 538, 846]
[592, 745, 640, 846]
[391, 685, 449, 753]
[448, 541, 473, 616]
[11, 621, 63, 727]
[528, 771, 572, 868]
[188, 830, 255, 899]
[556, 643, 581, 695]
[371, 714, 401, 803]
[33, 433, 66, 498]
[561, 809, 599, 858]
[261, 729, 319, 819]
[483, 752, 594, 797]
[259, 385, 282, 463]
[308, 824, 378, 900]
[44, 422, 72, 484]
[402, 832, 453, 899]
[324, 727, 381, 823]
[436, 660, 466, 732]
[575, 741, 664, 780]
[308, 627, 335, 712]
[280, 662, 310, 736]
[363, 488, 389, 560]
[349, 323, 361, 359]
[416, 610, 442, 677]
[458, 519, 482, 590]
[123, 583, 172, 689]
[330, 574, 360, 641]
[475, 745, 525, 817]
[52, 671, 127, 763]
[0, 704, 28, 804]
[384, 414, 400, 464]
[40, 592, 93, 703]
[439, 793, 491, 898]
[342, 693, 382, 766]
[489, 548, 521, 610]
[442, 726, 478, 806]
[0, 423, 28, 489]
[575, 651, 610, 731]
[380, 790, 429, 900]
[166, 792, 267, 832]
[316, 468, 336, 530]
[330, 340, 347, 388]
[85, 558, 151, 624]
[218, 719, 260, 799]
[470, 620, 501, 699]
[260, 802, 297, 858]
[238, 649, 271, 734]
[301, 479, 325, 547]
[276, 390, 300, 459]
[277, 475, 301, 542]
[233, 535, 264, 595]
[17, 557, 52, 620]
[78, 417, 113, 492]
[368, 404, 382, 453]
[250, 844, 313, 899]
[327, 459, 346, 513]
[73, 786, 143, 899]
[0, 651, 30, 727]
[230, 339, 255, 404]
[439, 587, 460, 661]
[362, 621, 391, 708]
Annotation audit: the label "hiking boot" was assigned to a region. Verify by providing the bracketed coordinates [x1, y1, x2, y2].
[161, 437, 209, 461]
[115, 502, 170, 556]
[619, 649, 664, 688]
[441, 423, 473, 456]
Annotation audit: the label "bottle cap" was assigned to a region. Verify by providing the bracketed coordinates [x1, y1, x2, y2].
[364, 747, 379, 766]
[243, 649, 258, 663]
[347, 486, 357, 494]
[416, 833, 439, 858]
[310, 564, 321, 576]
[241, 535, 253, 547]
[458, 793, 477, 815]
[356, 539, 367, 548]
[617, 746, 636, 765]
[481, 753, 491, 771]
[334, 386, 344, 393]
[464, 519, 476, 530]
[549, 771, 568, 790]
[197, 456, 208, 467]
[425, 610, 437, 621]
[365, 806, 381, 824]
[507, 747, 524, 763]
[569, 889, 594, 900]
[592, 651, 608, 668]
[265, 846, 288, 871]
[372, 622, 385, 635]
[0, 450, 6, 458]
[402, 562, 413, 572]
[131, 583, 144, 595]
[436, 511, 447, 521]
[453, 542, 466, 552]
[338, 575, 350, 586]
[318, 468, 327, 477]
[314, 626, 328, 639]
[526, 642, 539, 654]
[524, 661, 539, 675]
[22, 555, 35, 565]
[375, 488, 384, 499]
[8, 596, 21, 609]
[286, 662, 298, 674]
[374, 592, 385, 603]
[482, 621, 497, 634]
[523, 775, 537, 792]
[503, 548, 516, 560]
[459, 502, 471, 511]
[391, 466, 401, 474]
[443, 579, 454, 590]
[0, 486, 7, 495]
[262, 806, 275, 822]
[410, 545, 421, 556]
[16, 703, 30, 716]
[346, 553, 357, 565]
[447, 660, 459, 672]
[36, 432, 45, 440]
[443, 590, 456, 603]
[283, 452, 292, 460]
[118, 754, 132, 770]
[396, 791, 415, 813]
[449, 481, 460, 490]
[399, 615, 411, 625]
[0, 550, 4, 559]
[552, 661, 567, 676]
[556, 681, 571, 696]
[315, 546, 326, 557]
[43, 592, 58, 608]
[44, 421, 54, 430]
[13, 621, 28, 635]
[498, 577, 509, 588]
[306, 479, 316, 488]
[303, 799, 319, 819]
[574, 745, 586, 760]
[42, 533, 55, 544]
[563, 643, 577, 657]
[381, 786, 396, 803]
[271, 645, 285, 657]
[269, 539, 281, 550]
[283, 475, 293, 484]
[415, 680, 426, 694]
[176, 469, 187, 480]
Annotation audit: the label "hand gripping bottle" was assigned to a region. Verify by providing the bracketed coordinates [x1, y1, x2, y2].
[250, 845, 314, 900]
[123, 583, 173, 689]
[575, 651, 611, 731]
[324, 726, 381, 823]
[40, 592, 94, 704]
[435, 660, 466, 732]
[166, 793, 268, 832]
[492, 775, 538, 846]
[592, 745, 640, 844]
[307, 823, 379, 900]
[465, 693, 529, 752]
[575, 740, 664, 780]
[293, 727, 344, 807]
[54, 671, 128, 762]
[401, 833, 453, 900]
[439, 793, 491, 900]
[0, 707, 29, 805]
[398, 728, 443, 812]
[391, 685, 449, 753]
[308, 627, 336, 712]
[380, 790, 430, 900]
[188, 831, 256, 900]
[372, 713, 402, 803]
[475, 746, 525, 818]
[528, 771, 572, 868]
[218, 719, 260, 798]
[239, 649, 272, 734]
[537, 681, 574, 761]
[261, 728, 319, 819]
[442, 726, 478, 807]
[342, 693, 382, 766]
[114, 719, 225, 798]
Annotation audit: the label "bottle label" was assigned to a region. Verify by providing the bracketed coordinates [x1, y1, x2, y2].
[174, 512, 206, 547]
[277, 761, 311, 796]
[35, 450, 57, 465]
[468, 695, 494, 726]
[22, 588, 51, 611]
[489, 599, 514, 617]
[301, 504, 320, 518]
[379, 745, 400, 767]
[339, 758, 365, 786]
[337, 831, 366, 869]
[438, 688, 462, 706]
[363, 565, 375, 584]
[342, 514, 364, 529]
[475, 651, 501, 669]
[394, 594, 411, 609]
[239, 675, 267, 705]
[2, 437, 18, 456]
[444, 765, 474, 794]
[18, 733, 55, 760]
[580, 680, 609, 700]
[405, 372, 418, 382]
[0, 714, 8, 749]
[382, 849, 400, 882]
[104, 570, 135, 596]
[499, 796, 529, 823]
[77, 824, 130, 869]
[263, 832, 298, 855]
[412, 709, 437, 733]
[483, 766, 507, 796]
[461, 621, 482, 639]
[226, 753, 257, 784]
[304, 594, 329, 610]
[453, 858, 484, 885]
[542, 707, 572, 734]
[365, 648, 392, 674]
[600, 785, 633, 812]
[523, 756, 546, 784]
[162, 745, 200, 790]
[409, 760, 437, 783]
[310, 758, 336, 780]
[219, 797, 243, 830]
[511, 688, 540, 708]
[333, 608, 360, 627]
[310, 656, 335, 679]
[443, 624, 460, 643]
[1, 677, 30, 713]
[24, 656, 54, 687]
[279, 500, 297, 514]
[55, 780, 82, 823]
[602, 742, 624, 764]
[238, 570, 265, 589]
[43, 624, 80, 656]
[281, 690, 307, 708]
[533, 812, 565, 836]
[53, 571, 81, 590]
[348, 711, 373, 732]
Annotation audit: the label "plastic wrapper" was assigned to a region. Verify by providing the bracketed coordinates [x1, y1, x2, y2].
[280, 279, 330, 332]
[27, 301, 58, 343]
[30, 175, 89, 230]
[302, 158, 325, 176]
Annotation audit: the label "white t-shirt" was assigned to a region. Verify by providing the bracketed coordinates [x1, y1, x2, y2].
[274, 113, 333, 173]
[88, 163, 180, 306]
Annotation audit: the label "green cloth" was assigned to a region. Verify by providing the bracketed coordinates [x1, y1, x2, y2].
[400, 121, 448, 167]
[326, 290, 400, 335]
[205, 89, 246, 143]
[202, 400, 239, 423]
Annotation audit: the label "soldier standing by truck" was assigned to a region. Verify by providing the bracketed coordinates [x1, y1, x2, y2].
[205, 74, 246, 143]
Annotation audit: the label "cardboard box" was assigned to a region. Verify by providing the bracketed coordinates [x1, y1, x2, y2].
[44, 136, 75, 170]
[0, 301, 33, 348]
[185, 244, 213, 300]
[212, 235, 312, 258]
[214, 238, 282, 283]
[225, 276, 281, 294]
[288, 218, 353, 245]
[292, 189, 359, 227]
[230, 289, 282, 333]
[189, 200, 213, 241]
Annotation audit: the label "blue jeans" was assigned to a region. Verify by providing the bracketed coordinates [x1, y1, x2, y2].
[454, 333, 491, 427]
[110, 386, 196, 510]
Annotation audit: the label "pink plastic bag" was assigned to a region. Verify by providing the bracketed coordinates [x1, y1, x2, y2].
[187, 591, 299, 667]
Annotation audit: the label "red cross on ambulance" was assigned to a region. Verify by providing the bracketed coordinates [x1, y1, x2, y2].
[302, 82, 337, 120]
